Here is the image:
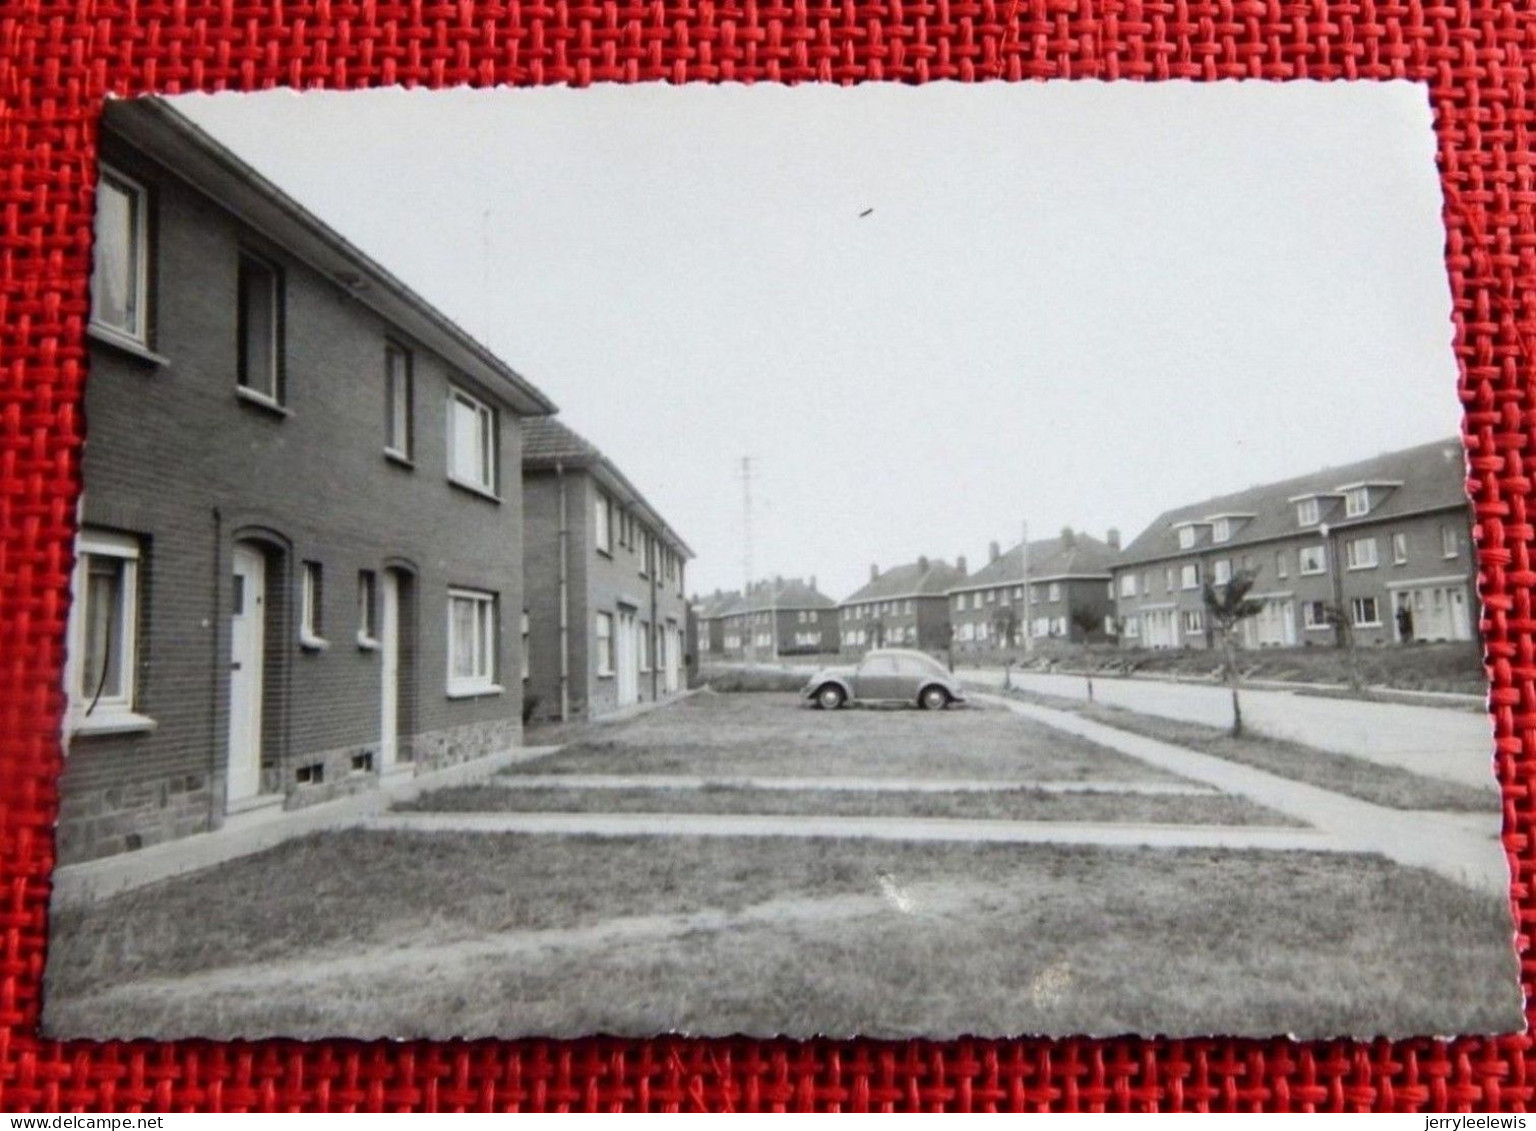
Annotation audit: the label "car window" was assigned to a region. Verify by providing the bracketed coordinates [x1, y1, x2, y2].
[894, 657, 933, 677]
[859, 655, 899, 676]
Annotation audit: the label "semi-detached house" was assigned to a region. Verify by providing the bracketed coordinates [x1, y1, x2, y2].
[63, 99, 557, 863]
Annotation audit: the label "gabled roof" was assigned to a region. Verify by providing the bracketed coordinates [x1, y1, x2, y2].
[1116, 437, 1469, 567]
[521, 417, 694, 559]
[741, 577, 837, 614]
[950, 533, 1118, 593]
[105, 99, 557, 417]
[841, 559, 964, 605]
[693, 590, 742, 620]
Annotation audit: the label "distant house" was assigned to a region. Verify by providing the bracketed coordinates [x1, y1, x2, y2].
[949, 529, 1120, 650]
[1111, 437, 1476, 650]
[839, 557, 966, 654]
[522, 418, 693, 721]
[692, 589, 741, 660]
[712, 577, 839, 659]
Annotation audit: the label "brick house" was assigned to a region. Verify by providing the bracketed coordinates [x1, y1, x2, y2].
[692, 589, 740, 661]
[522, 417, 692, 722]
[948, 529, 1120, 651]
[61, 100, 557, 863]
[1111, 437, 1477, 651]
[711, 577, 838, 659]
[839, 557, 965, 654]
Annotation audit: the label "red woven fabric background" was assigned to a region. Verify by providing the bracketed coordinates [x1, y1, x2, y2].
[2, 0, 1534, 1112]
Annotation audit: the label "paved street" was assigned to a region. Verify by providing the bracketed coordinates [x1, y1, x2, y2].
[960, 667, 1497, 792]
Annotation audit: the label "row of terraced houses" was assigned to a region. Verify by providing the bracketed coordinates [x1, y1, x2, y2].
[696, 439, 1477, 662]
[60, 101, 694, 864]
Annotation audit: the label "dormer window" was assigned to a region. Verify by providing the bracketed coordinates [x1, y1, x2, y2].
[1344, 487, 1370, 518]
[1177, 526, 1197, 550]
[1211, 518, 1231, 544]
[1296, 498, 1320, 526]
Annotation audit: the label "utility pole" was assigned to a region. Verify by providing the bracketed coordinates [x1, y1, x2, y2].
[741, 456, 755, 662]
[1021, 520, 1034, 657]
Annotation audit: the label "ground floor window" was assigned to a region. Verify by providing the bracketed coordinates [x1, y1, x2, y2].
[68, 529, 146, 730]
[1351, 596, 1381, 627]
[1302, 600, 1331, 630]
[521, 609, 530, 681]
[598, 612, 616, 673]
[448, 588, 498, 695]
[639, 619, 652, 671]
[1181, 609, 1203, 634]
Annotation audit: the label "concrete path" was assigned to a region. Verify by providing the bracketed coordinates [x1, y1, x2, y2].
[963, 667, 1497, 793]
[49, 745, 565, 908]
[363, 811, 1338, 853]
[490, 773, 1217, 797]
[974, 692, 1509, 894]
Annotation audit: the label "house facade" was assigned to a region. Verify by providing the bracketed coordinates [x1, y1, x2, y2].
[692, 589, 740, 660]
[948, 530, 1120, 651]
[839, 557, 965, 654]
[522, 418, 692, 722]
[61, 100, 557, 864]
[710, 577, 838, 659]
[1111, 438, 1477, 651]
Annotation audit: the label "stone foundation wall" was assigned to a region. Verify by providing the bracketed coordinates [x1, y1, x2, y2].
[409, 716, 521, 774]
[55, 772, 213, 864]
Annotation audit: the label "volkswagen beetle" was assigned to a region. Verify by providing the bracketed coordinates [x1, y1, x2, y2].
[802, 648, 967, 710]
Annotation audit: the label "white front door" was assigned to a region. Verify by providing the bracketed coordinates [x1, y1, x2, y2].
[380, 570, 400, 771]
[1450, 586, 1471, 640]
[617, 609, 638, 705]
[227, 544, 266, 806]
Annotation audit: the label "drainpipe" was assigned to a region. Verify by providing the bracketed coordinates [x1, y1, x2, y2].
[556, 461, 570, 722]
[650, 539, 659, 701]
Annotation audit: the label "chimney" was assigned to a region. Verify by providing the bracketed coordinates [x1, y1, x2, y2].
[774, 574, 783, 587]
[989, 541, 1000, 563]
[810, 575, 817, 592]
[870, 563, 879, 582]
[1061, 526, 1076, 549]
[918, 556, 930, 573]
[956, 555, 968, 576]
[1107, 528, 1121, 550]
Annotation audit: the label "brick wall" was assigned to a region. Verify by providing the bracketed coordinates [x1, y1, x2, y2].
[60, 136, 530, 863]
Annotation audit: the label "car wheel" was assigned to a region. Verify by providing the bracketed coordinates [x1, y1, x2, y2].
[919, 685, 950, 711]
[816, 683, 847, 710]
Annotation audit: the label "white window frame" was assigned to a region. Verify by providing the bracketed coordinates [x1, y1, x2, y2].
[1345, 487, 1370, 518]
[1297, 498, 1320, 526]
[236, 251, 284, 407]
[1047, 582, 1061, 602]
[1392, 532, 1409, 565]
[91, 167, 151, 349]
[1275, 551, 1289, 579]
[447, 587, 500, 697]
[1303, 600, 1331, 630]
[299, 561, 328, 651]
[66, 529, 154, 735]
[1123, 616, 1140, 639]
[1299, 545, 1327, 576]
[1119, 574, 1137, 598]
[1177, 526, 1197, 550]
[384, 343, 413, 461]
[596, 611, 615, 676]
[1441, 525, 1460, 559]
[1351, 596, 1382, 628]
[595, 491, 612, 554]
[1213, 559, 1232, 586]
[1180, 563, 1200, 591]
[1182, 609, 1204, 635]
[447, 387, 498, 498]
[357, 569, 379, 650]
[639, 619, 652, 672]
[1346, 537, 1378, 571]
[1211, 518, 1231, 544]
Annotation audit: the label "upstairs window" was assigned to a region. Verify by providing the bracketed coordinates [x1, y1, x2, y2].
[1299, 545, 1327, 575]
[1346, 537, 1378, 570]
[595, 491, 612, 553]
[1180, 563, 1200, 590]
[1211, 518, 1231, 544]
[1296, 498, 1320, 526]
[1047, 582, 1062, 602]
[448, 388, 497, 496]
[1441, 525, 1460, 559]
[1392, 532, 1409, 565]
[1275, 550, 1289, 579]
[1119, 574, 1138, 598]
[92, 169, 150, 346]
[1177, 526, 1197, 550]
[1213, 559, 1232, 585]
[237, 252, 284, 405]
[1345, 487, 1370, 518]
[385, 344, 413, 460]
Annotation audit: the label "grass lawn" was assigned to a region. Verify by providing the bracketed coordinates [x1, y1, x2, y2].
[400, 782, 1299, 825]
[1000, 687, 1496, 813]
[512, 691, 1188, 783]
[45, 831, 1521, 1040]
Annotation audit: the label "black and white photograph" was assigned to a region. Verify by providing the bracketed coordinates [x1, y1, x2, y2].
[44, 82, 1522, 1041]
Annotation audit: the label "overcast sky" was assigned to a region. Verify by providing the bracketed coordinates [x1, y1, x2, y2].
[169, 82, 1460, 601]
